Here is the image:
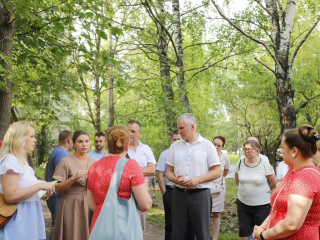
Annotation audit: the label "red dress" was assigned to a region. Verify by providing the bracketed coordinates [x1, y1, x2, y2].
[267, 165, 320, 239]
[87, 156, 145, 233]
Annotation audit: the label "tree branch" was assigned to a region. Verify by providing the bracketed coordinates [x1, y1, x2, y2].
[290, 15, 320, 68]
[210, 0, 278, 65]
[254, 57, 276, 75]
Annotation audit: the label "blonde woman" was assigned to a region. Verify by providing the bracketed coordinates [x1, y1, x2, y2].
[0, 121, 54, 240]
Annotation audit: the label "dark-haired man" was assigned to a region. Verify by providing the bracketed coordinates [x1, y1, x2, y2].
[46, 130, 73, 240]
[127, 120, 156, 239]
[157, 130, 195, 240]
[88, 131, 107, 160]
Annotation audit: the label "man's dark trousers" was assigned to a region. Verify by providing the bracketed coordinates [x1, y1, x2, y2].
[46, 196, 60, 240]
[172, 188, 212, 240]
[163, 186, 195, 240]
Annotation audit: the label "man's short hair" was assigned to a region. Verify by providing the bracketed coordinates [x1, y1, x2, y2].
[58, 130, 72, 143]
[95, 131, 105, 138]
[127, 120, 141, 131]
[172, 130, 179, 135]
[177, 113, 197, 127]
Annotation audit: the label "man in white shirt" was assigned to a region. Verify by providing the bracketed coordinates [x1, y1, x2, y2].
[157, 130, 195, 240]
[88, 132, 107, 160]
[127, 120, 156, 238]
[239, 137, 269, 162]
[276, 160, 289, 185]
[166, 113, 221, 240]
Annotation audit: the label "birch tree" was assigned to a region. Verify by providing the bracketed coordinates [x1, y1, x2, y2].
[172, 0, 191, 112]
[211, 0, 320, 133]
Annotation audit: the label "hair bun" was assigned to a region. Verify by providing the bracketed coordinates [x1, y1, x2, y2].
[298, 124, 317, 142]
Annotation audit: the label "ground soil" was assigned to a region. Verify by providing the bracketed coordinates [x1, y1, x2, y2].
[41, 199, 165, 240]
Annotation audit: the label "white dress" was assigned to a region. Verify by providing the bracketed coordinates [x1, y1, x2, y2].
[0, 154, 46, 240]
[212, 152, 231, 212]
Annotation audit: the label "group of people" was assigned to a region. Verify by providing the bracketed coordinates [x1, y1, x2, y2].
[1, 113, 320, 240]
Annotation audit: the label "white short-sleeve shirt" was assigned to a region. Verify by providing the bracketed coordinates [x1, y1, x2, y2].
[128, 140, 156, 183]
[166, 134, 221, 189]
[236, 158, 275, 206]
[156, 149, 173, 187]
[276, 161, 289, 180]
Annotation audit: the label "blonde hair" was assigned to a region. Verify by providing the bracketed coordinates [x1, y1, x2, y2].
[0, 121, 35, 167]
[106, 126, 129, 154]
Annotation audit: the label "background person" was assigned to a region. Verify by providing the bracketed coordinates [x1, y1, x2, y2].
[127, 120, 156, 238]
[88, 131, 107, 160]
[87, 125, 152, 235]
[235, 140, 276, 240]
[276, 159, 289, 186]
[253, 125, 320, 240]
[211, 135, 231, 240]
[0, 121, 54, 240]
[156, 130, 195, 240]
[45, 130, 73, 240]
[52, 130, 96, 240]
[166, 113, 221, 240]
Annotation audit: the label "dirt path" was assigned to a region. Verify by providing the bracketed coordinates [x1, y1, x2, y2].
[41, 200, 165, 240]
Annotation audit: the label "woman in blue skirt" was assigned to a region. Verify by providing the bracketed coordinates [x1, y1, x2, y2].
[0, 121, 54, 240]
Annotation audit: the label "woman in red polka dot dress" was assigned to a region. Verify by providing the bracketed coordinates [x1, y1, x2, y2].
[86, 126, 152, 234]
[253, 124, 320, 240]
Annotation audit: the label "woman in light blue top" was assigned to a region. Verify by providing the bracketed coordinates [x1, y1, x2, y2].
[0, 121, 54, 240]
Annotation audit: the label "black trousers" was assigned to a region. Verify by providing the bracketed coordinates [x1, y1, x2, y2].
[172, 188, 212, 240]
[163, 186, 195, 240]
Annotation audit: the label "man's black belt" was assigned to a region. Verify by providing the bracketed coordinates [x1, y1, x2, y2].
[175, 187, 208, 194]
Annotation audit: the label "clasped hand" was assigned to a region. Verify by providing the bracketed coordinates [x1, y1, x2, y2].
[175, 175, 199, 188]
[72, 170, 88, 181]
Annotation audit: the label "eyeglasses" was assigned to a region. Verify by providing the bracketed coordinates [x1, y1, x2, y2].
[243, 148, 255, 152]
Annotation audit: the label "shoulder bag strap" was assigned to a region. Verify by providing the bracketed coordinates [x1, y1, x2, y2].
[108, 157, 129, 193]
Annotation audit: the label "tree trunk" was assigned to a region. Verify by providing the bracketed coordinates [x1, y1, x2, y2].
[94, 34, 101, 132]
[108, 29, 115, 128]
[157, 0, 176, 136]
[267, 0, 297, 132]
[172, 0, 191, 113]
[0, 4, 15, 140]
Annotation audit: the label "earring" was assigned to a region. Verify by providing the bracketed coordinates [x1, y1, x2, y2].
[292, 153, 296, 158]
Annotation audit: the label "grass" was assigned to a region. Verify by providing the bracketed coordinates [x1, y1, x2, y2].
[147, 179, 239, 239]
[228, 154, 240, 164]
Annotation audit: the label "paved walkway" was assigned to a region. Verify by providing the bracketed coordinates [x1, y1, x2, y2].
[225, 165, 236, 179]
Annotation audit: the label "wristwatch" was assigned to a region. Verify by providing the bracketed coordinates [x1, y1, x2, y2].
[260, 230, 266, 240]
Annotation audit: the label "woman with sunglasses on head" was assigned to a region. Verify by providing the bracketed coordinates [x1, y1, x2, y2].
[211, 136, 231, 240]
[235, 140, 276, 240]
[0, 121, 54, 240]
[51, 130, 96, 240]
[253, 125, 320, 240]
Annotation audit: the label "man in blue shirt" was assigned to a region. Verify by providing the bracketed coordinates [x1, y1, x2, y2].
[45, 130, 73, 239]
[88, 131, 107, 160]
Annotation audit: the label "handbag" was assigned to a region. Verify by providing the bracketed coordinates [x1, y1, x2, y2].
[210, 176, 223, 195]
[0, 156, 17, 228]
[89, 157, 143, 240]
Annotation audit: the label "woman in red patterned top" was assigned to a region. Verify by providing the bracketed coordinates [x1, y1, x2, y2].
[253, 124, 320, 240]
[87, 126, 152, 233]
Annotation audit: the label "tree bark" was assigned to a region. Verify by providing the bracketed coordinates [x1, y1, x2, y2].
[0, 4, 15, 140]
[172, 0, 191, 113]
[157, 0, 176, 136]
[108, 29, 115, 128]
[94, 33, 102, 132]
